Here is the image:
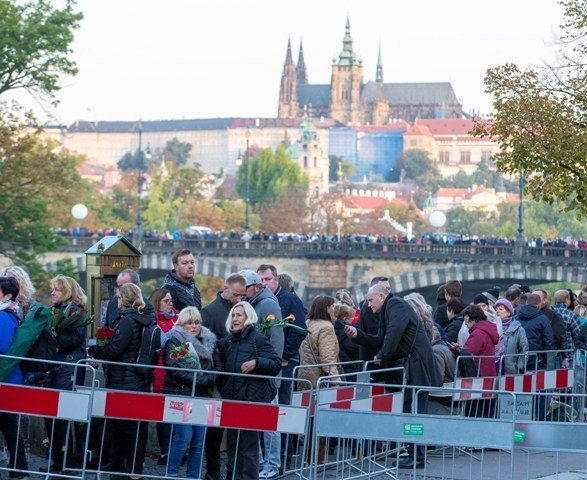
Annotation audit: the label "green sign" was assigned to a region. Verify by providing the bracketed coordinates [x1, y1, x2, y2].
[514, 429, 526, 443]
[403, 423, 424, 436]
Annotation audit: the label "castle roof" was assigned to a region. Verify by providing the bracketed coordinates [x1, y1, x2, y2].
[61, 117, 341, 133]
[405, 124, 433, 136]
[361, 82, 460, 106]
[415, 118, 475, 135]
[297, 84, 331, 109]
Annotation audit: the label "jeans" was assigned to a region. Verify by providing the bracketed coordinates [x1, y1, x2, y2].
[259, 396, 281, 470]
[167, 424, 206, 479]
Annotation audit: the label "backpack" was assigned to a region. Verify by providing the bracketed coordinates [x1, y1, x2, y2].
[450, 344, 479, 378]
[135, 323, 162, 384]
[21, 324, 59, 373]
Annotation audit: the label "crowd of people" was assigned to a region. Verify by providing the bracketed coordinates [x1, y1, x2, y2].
[55, 227, 587, 251]
[1, 252, 587, 478]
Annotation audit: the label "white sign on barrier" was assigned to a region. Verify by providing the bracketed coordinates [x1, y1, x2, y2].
[499, 394, 533, 420]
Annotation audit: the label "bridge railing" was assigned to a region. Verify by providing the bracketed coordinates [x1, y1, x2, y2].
[57, 236, 587, 263]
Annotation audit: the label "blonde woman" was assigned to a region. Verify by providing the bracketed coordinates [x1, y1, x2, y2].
[88, 282, 155, 478]
[0, 265, 36, 321]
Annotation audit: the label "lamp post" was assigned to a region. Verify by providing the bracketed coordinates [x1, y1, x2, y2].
[517, 171, 525, 244]
[335, 219, 344, 241]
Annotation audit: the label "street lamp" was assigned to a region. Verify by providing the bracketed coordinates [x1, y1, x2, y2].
[335, 219, 344, 241]
[136, 120, 143, 247]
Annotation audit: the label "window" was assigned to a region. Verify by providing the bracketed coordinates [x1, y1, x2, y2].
[481, 151, 492, 163]
[303, 156, 308, 168]
[314, 157, 317, 168]
[438, 151, 450, 164]
[460, 151, 471, 164]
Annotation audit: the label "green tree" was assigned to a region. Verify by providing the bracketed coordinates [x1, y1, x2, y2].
[0, 0, 82, 103]
[328, 155, 356, 182]
[0, 105, 83, 261]
[236, 146, 309, 206]
[163, 138, 192, 167]
[117, 150, 152, 172]
[474, 0, 587, 214]
[396, 149, 440, 180]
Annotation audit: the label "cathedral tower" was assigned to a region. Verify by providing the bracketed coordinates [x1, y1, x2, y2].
[278, 38, 298, 118]
[297, 39, 308, 85]
[329, 17, 363, 125]
[376, 42, 383, 83]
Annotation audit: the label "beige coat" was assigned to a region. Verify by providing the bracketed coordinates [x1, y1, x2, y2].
[298, 319, 340, 388]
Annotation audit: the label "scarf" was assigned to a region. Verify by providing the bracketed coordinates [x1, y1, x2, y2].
[0, 300, 17, 312]
[159, 309, 176, 320]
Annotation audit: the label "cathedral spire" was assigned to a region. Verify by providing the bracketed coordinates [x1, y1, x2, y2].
[284, 36, 294, 66]
[376, 42, 383, 83]
[337, 16, 359, 66]
[297, 39, 308, 85]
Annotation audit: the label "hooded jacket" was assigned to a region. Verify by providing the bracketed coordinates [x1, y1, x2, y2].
[516, 304, 554, 353]
[463, 320, 499, 376]
[162, 270, 202, 311]
[502, 319, 529, 374]
[88, 303, 156, 391]
[248, 286, 284, 360]
[163, 325, 221, 397]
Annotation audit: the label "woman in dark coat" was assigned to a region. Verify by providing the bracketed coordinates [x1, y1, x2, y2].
[217, 301, 280, 480]
[163, 306, 221, 479]
[42, 275, 88, 474]
[88, 283, 155, 478]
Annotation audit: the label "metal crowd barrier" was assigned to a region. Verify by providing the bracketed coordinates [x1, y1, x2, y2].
[0, 354, 97, 480]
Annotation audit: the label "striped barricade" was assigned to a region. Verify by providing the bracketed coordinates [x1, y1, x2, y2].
[327, 391, 404, 413]
[81, 388, 308, 435]
[0, 382, 91, 421]
[452, 376, 497, 400]
[499, 368, 573, 392]
[292, 384, 387, 414]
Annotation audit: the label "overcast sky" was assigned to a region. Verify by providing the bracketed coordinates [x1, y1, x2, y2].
[15, 0, 565, 124]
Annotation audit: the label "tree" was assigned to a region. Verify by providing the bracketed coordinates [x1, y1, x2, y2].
[328, 155, 356, 182]
[117, 150, 152, 172]
[474, 0, 587, 214]
[396, 149, 440, 180]
[0, 105, 84, 261]
[0, 0, 82, 103]
[259, 187, 308, 233]
[163, 138, 192, 167]
[236, 146, 309, 206]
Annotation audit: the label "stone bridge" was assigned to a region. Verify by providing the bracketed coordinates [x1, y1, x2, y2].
[45, 238, 587, 303]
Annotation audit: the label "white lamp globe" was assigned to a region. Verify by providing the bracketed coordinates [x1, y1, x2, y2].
[71, 203, 88, 220]
[429, 210, 446, 228]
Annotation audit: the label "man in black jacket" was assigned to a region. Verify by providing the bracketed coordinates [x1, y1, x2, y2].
[162, 249, 202, 310]
[105, 269, 153, 328]
[201, 274, 247, 340]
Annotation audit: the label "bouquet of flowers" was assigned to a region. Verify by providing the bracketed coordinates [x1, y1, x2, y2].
[96, 326, 115, 343]
[170, 342, 201, 369]
[259, 314, 310, 334]
[51, 302, 93, 333]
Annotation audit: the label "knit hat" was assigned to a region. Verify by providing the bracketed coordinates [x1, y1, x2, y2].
[494, 298, 514, 316]
[473, 294, 489, 306]
[487, 286, 500, 302]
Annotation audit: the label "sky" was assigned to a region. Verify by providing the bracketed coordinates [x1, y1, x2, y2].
[15, 0, 565, 124]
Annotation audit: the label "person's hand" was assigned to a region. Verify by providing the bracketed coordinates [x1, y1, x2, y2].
[563, 358, 570, 369]
[450, 342, 461, 351]
[281, 360, 289, 367]
[373, 356, 381, 365]
[241, 359, 256, 374]
[344, 325, 358, 339]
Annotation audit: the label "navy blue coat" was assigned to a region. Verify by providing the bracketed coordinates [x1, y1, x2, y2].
[274, 286, 307, 362]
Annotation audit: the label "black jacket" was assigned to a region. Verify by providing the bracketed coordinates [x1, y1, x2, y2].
[163, 326, 221, 397]
[218, 325, 281, 402]
[377, 295, 442, 388]
[542, 307, 566, 350]
[105, 295, 154, 329]
[274, 285, 307, 362]
[516, 305, 554, 352]
[434, 303, 450, 329]
[51, 303, 87, 390]
[352, 301, 382, 362]
[201, 292, 232, 340]
[162, 270, 202, 311]
[88, 304, 156, 391]
[334, 320, 360, 373]
[444, 313, 464, 344]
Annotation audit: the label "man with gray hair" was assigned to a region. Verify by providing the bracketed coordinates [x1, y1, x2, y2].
[105, 269, 151, 328]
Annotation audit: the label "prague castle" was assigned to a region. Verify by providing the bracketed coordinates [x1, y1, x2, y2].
[278, 18, 464, 124]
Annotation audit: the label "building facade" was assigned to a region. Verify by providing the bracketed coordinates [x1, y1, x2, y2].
[278, 18, 465, 125]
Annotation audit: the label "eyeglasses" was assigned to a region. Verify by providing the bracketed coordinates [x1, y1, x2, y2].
[161, 298, 173, 304]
